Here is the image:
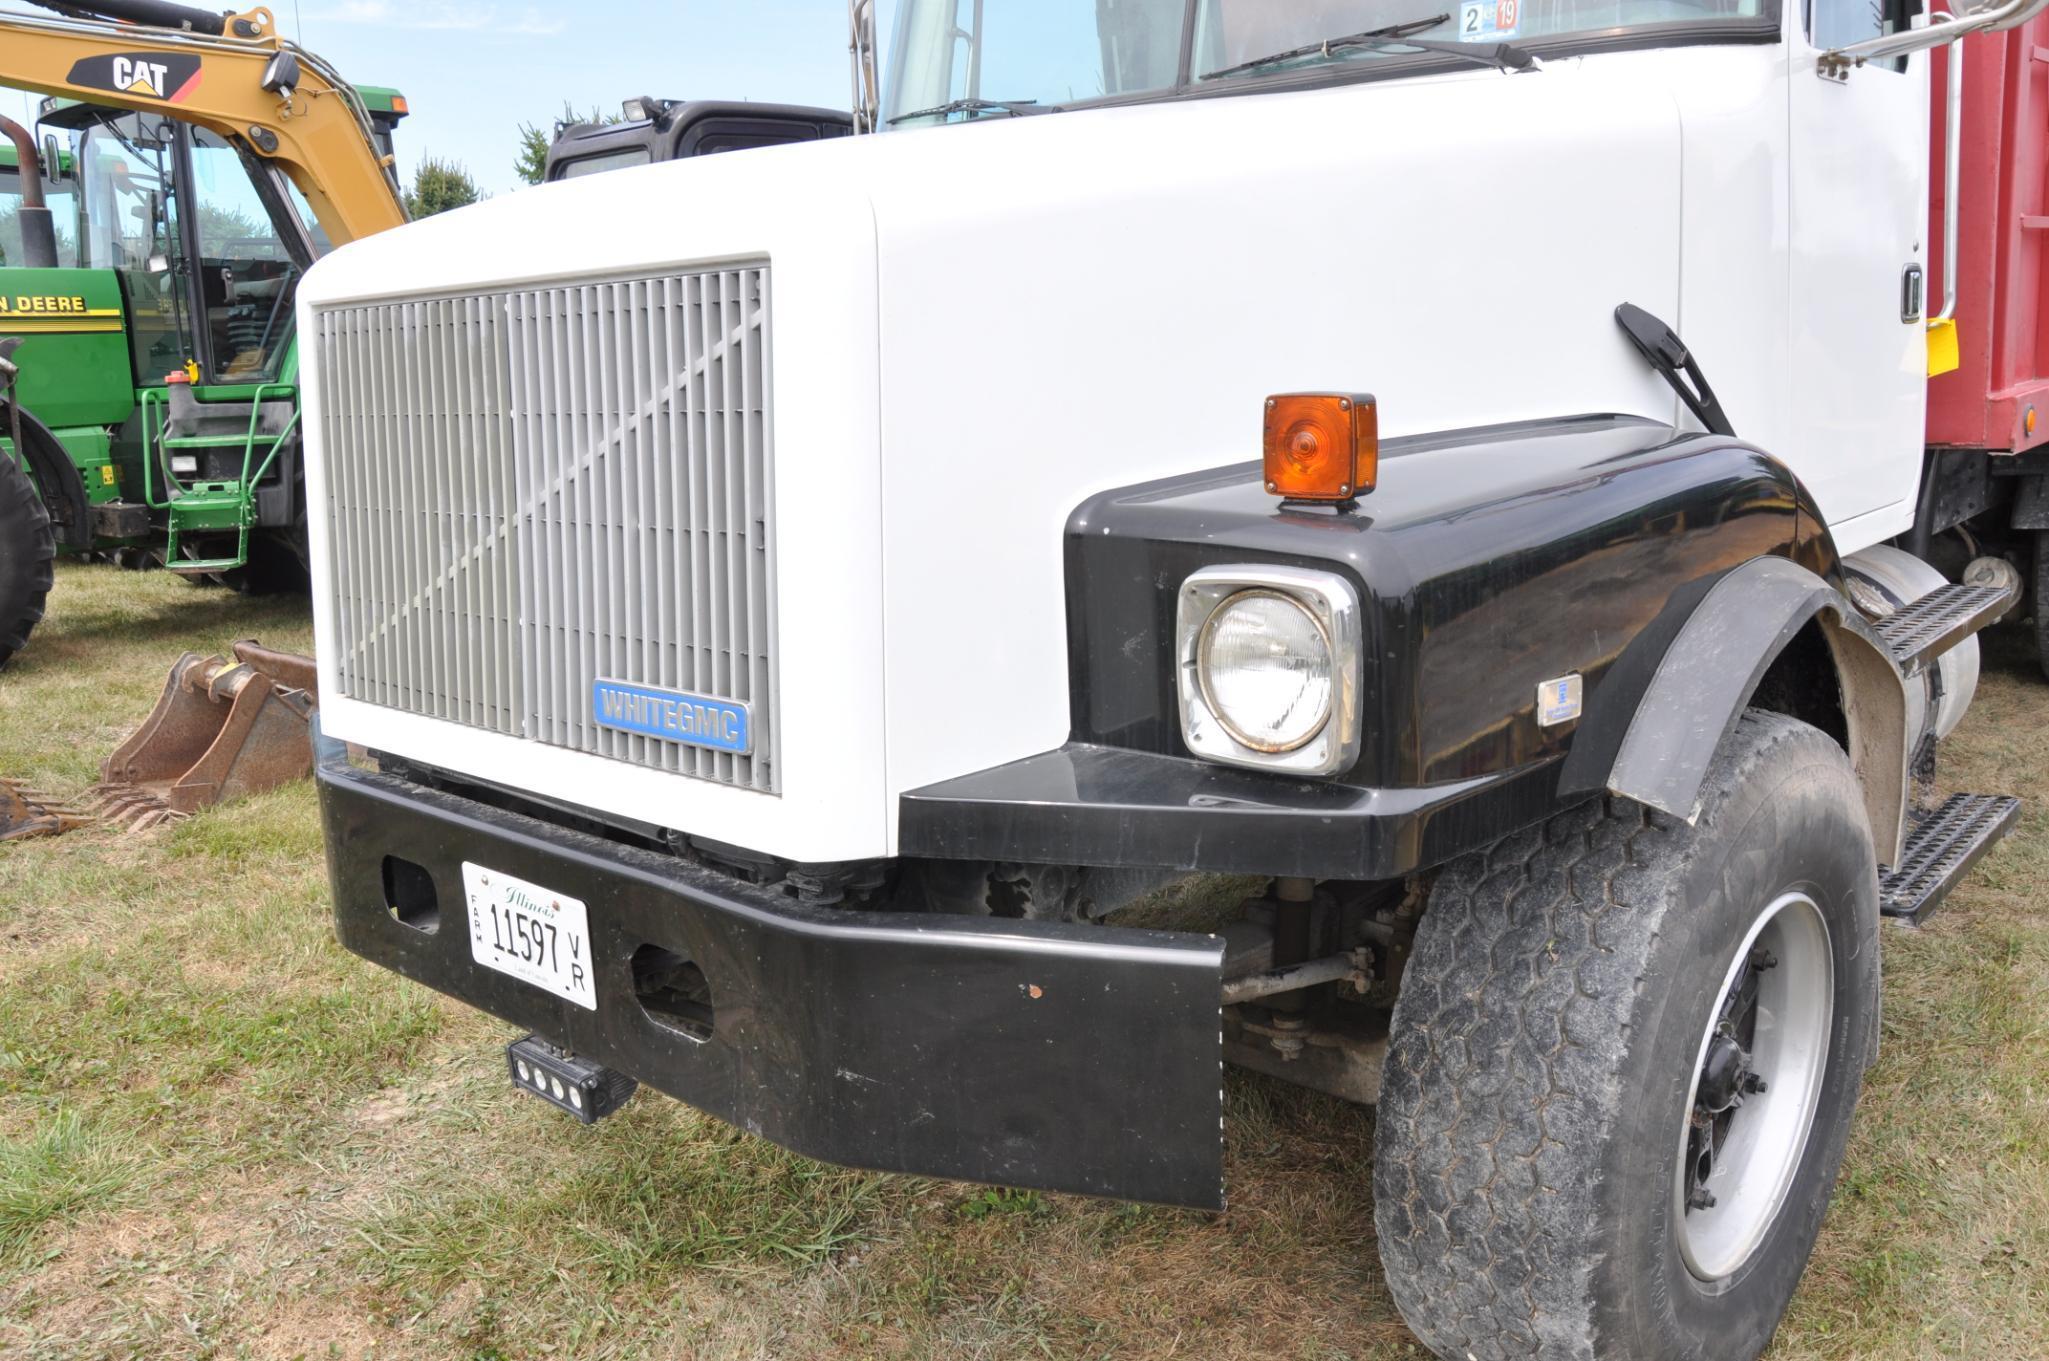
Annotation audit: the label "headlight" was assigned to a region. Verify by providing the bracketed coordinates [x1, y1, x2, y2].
[1178, 565, 1361, 776]
[1197, 590, 1333, 752]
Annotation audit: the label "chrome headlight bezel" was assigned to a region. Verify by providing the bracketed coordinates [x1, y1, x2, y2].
[1176, 564, 1362, 777]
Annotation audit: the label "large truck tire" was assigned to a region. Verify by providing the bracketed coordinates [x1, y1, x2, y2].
[2035, 530, 2049, 682]
[1373, 711, 1879, 1361]
[0, 451, 55, 671]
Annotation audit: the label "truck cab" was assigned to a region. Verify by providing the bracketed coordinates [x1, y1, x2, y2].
[298, 5, 2035, 1359]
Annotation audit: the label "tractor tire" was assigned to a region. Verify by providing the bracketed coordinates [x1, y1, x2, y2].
[0, 450, 55, 670]
[244, 527, 311, 595]
[1373, 711, 1880, 1361]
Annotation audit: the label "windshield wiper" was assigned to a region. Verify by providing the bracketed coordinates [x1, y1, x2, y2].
[1203, 15, 1535, 81]
[887, 98, 1049, 126]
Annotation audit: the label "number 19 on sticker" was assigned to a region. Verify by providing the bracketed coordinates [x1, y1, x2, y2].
[1461, 0, 1520, 39]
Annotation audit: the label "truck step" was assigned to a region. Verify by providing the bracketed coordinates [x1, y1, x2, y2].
[1873, 581, 2015, 674]
[1880, 793, 2022, 926]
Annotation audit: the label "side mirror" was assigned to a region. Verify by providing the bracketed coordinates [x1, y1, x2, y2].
[261, 51, 301, 98]
[41, 133, 64, 182]
[1614, 302, 1735, 438]
[850, 0, 880, 134]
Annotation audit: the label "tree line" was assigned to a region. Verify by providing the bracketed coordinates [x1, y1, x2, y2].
[399, 103, 619, 218]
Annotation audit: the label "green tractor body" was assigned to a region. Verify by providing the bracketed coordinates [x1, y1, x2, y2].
[0, 90, 405, 649]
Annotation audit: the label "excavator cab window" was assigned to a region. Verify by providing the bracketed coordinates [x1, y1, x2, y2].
[63, 105, 309, 385]
[278, 177, 333, 256]
[187, 127, 299, 382]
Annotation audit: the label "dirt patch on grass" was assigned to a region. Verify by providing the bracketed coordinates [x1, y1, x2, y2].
[5, 1196, 434, 1361]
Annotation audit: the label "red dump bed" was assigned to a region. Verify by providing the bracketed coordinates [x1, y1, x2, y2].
[1927, 15, 2049, 454]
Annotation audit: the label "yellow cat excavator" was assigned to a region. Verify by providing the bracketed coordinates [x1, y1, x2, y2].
[1, 0, 406, 246]
[1, 0, 406, 839]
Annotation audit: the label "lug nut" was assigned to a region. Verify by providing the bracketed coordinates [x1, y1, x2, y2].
[1268, 1012, 1308, 1063]
[1742, 1073, 1768, 1095]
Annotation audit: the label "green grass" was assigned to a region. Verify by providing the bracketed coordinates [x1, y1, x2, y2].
[0, 561, 2045, 1359]
[0, 1112, 141, 1262]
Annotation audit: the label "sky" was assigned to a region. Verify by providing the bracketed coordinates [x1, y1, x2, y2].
[8, 0, 900, 196]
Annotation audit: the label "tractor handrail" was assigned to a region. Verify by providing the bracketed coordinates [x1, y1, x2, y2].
[244, 405, 300, 497]
[139, 387, 170, 509]
[237, 382, 297, 494]
[140, 379, 299, 509]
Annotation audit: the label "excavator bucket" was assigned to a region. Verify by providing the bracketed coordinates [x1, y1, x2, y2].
[92, 639, 319, 831]
[0, 779, 92, 842]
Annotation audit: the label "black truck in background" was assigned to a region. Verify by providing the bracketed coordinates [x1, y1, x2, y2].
[544, 98, 851, 181]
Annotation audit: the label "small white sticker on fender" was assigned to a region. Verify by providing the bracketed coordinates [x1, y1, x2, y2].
[1537, 674, 1583, 727]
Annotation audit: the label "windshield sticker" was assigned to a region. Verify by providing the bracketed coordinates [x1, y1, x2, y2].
[1460, 0, 1521, 41]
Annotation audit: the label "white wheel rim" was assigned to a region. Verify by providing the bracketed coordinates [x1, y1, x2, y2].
[1673, 891, 1834, 1282]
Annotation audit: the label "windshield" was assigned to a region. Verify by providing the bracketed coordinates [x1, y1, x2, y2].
[77, 113, 191, 380]
[884, 0, 1767, 120]
[0, 162, 80, 267]
[76, 114, 179, 275]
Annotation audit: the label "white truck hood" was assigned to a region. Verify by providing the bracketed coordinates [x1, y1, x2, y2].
[299, 60, 1683, 861]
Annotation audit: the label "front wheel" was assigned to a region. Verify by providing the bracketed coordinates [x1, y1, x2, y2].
[1373, 711, 1879, 1361]
[2034, 529, 2049, 682]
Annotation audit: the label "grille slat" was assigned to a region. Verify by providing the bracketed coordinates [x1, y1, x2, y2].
[318, 265, 778, 794]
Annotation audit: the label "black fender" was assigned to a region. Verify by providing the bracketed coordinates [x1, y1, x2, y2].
[0, 400, 92, 552]
[1566, 555, 1909, 865]
[905, 413, 1869, 881]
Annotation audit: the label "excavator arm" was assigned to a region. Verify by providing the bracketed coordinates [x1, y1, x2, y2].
[0, 0, 407, 245]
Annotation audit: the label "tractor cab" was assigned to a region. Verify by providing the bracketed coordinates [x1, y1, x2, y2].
[3, 88, 405, 575]
[354, 85, 409, 170]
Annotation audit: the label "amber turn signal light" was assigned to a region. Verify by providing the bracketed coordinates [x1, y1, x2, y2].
[1264, 393, 1377, 503]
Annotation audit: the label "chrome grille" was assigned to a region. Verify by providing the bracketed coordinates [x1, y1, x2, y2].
[317, 266, 779, 793]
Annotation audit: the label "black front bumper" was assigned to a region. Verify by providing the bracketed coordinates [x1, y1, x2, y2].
[319, 758, 1228, 1209]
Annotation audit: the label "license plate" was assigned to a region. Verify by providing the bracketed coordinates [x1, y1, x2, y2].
[462, 862, 597, 1010]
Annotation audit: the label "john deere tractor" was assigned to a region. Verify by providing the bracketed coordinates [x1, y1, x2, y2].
[0, 0, 410, 670]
